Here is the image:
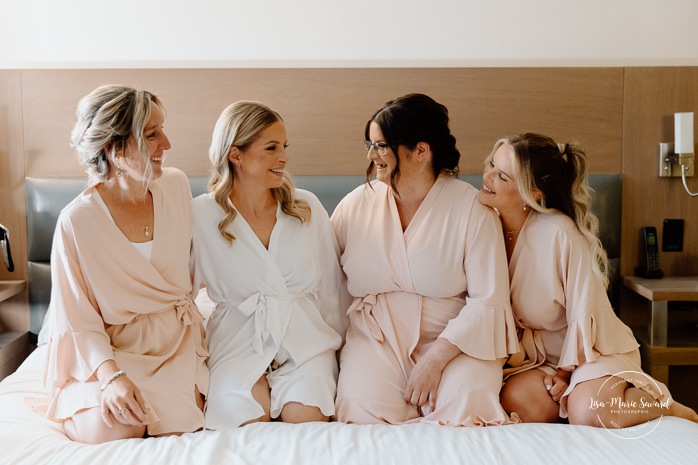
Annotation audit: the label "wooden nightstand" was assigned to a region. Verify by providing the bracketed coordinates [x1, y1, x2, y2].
[0, 280, 30, 380]
[622, 275, 698, 386]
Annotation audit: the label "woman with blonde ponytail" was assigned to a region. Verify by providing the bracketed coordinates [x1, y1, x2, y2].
[478, 133, 698, 427]
[190, 101, 345, 428]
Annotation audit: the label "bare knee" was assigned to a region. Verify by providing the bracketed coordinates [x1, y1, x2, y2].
[241, 412, 272, 425]
[501, 371, 560, 423]
[501, 386, 559, 423]
[242, 374, 272, 425]
[65, 413, 145, 444]
[280, 402, 329, 423]
[566, 378, 617, 427]
[566, 401, 605, 427]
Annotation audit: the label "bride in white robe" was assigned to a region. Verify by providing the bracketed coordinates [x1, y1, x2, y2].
[191, 101, 345, 429]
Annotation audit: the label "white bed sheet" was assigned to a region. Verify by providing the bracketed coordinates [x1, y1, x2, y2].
[1, 347, 697, 465]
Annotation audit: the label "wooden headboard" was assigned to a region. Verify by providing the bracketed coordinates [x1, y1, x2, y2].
[15, 68, 622, 177]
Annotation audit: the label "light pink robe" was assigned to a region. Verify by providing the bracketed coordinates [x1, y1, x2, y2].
[507, 211, 670, 416]
[43, 168, 209, 435]
[331, 175, 519, 425]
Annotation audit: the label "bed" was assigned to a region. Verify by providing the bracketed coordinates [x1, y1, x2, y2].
[2, 174, 697, 465]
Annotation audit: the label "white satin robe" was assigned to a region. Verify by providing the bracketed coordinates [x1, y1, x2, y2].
[191, 189, 345, 429]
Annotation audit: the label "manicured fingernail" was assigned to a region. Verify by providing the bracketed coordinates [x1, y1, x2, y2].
[546, 385, 552, 390]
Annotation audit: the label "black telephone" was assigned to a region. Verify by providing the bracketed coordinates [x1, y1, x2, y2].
[635, 226, 663, 279]
[0, 223, 14, 273]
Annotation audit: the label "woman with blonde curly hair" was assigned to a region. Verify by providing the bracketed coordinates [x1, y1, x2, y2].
[191, 101, 345, 428]
[478, 132, 698, 426]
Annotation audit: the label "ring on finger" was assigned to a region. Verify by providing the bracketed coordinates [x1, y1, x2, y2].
[118, 406, 125, 414]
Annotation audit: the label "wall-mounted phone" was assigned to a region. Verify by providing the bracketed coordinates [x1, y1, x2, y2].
[0, 223, 14, 273]
[635, 226, 663, 279]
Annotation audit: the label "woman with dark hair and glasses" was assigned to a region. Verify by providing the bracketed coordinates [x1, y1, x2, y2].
[330, 93, 519, 425]
[478, 133, 698, 426]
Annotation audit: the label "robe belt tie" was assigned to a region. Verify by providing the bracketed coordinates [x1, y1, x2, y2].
[174, 296, 205, 326]
[238, 291, 316, 357]
[507, 325, 546, 369]
[347, 294, 384, 343]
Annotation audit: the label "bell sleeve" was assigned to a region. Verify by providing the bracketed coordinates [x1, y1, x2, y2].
[556, 232, 639, 370]
[439, 201, 519, 360]
[44, 208, 114, 390]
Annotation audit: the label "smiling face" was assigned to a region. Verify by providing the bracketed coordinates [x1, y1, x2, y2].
[231, 120, 289, 190]
[121, 101, 171, 181]
[367, 121, 398, 185]
[478, 143, 523, 213]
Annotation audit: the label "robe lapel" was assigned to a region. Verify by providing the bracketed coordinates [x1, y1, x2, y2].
[402, 174, 446, 244]
[87, 188, 158, 272]
[79, 188, 191, 318]
[385, 187, 415, 293]
[508, 210, 534, 281]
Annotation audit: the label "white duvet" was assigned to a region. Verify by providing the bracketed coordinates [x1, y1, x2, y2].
[1, 346, 697, 465]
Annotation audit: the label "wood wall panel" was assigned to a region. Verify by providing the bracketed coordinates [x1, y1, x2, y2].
[21, 68, 623, 178]
[0, 70, 28, 332]
[622, 68, 698, 277]
[0, 71, 27, 282]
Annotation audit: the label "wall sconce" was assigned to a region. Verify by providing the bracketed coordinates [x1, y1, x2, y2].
[659, 112, 697, 196]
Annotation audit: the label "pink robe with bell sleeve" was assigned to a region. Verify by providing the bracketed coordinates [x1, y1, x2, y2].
[506, 211, 670, 416]
[43, 168, 209, 435]
[331, 175, 519, 425]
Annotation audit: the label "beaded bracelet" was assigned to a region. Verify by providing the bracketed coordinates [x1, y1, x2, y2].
[100, 370, 126, 391]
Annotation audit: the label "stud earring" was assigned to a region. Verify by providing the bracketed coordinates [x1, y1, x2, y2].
[523, 203, 528, 212]
[114, 156, 125, 177]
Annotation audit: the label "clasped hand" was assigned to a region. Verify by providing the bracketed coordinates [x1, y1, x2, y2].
[403, 338, 461, 411]
[543, 374, 569, 403]
[404, 357, 444, 410]
[101, 375, 150, 428]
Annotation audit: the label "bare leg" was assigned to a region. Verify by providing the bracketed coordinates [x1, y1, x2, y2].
[500, 369, 560, 423]
[196, 386, 205, 412]
[241, 375, 272, 426]
[567, 376, 698, 427]
[280, 402, 329, 423]
[64, 407, 146, 444]
[668, 401, 698, 422]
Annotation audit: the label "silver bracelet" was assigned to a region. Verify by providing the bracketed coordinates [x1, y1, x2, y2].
[100, 370, 126, 391]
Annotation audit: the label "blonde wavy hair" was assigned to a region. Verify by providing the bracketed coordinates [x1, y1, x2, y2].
[486, 133, 610, 288]
[208, 101, 310, 245]
[71, 84, 162, 192]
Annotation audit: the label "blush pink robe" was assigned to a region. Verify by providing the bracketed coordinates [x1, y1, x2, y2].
[43, 168, 209, 435]
[331, 175, 519, 425]
[506, 211, 671, 416]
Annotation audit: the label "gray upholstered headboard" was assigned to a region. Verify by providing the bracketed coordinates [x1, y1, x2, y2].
[25, 174, 621, 338]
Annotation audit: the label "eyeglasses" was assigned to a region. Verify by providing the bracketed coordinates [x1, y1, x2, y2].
[364, 140, 389, 156]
